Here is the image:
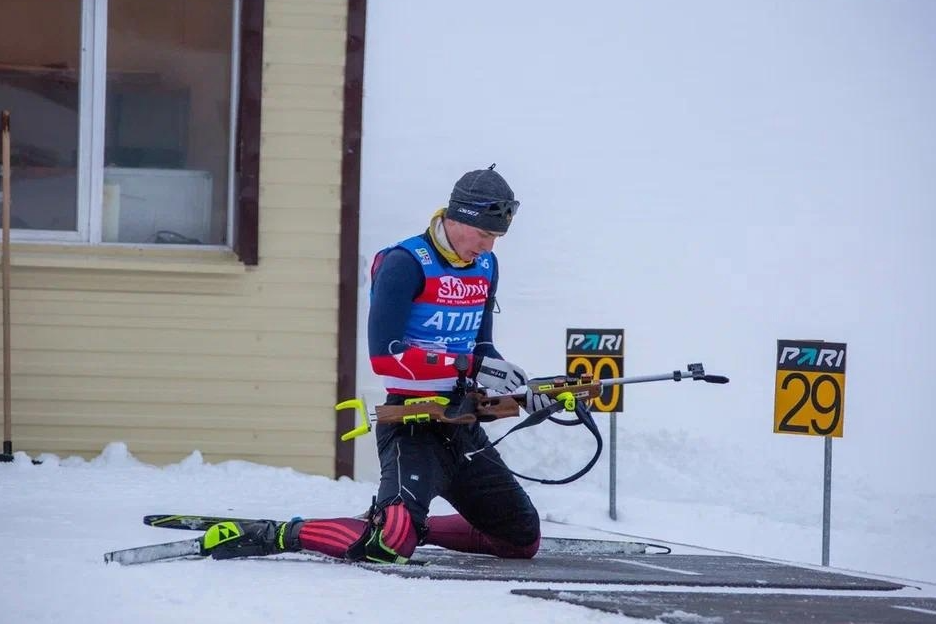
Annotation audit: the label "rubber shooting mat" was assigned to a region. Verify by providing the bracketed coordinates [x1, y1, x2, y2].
[512, 590, 935, 623]
[375, 544, 906, 590]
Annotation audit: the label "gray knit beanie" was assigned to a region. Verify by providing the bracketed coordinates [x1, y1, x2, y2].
[445, 164, 519, 234]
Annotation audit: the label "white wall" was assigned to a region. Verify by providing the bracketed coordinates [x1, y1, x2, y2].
[355, 0, 936, 494]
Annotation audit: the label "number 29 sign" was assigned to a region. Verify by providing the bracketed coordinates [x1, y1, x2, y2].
[773, 340, 847, 437]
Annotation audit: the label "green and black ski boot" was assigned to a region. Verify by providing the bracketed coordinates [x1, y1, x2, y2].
[201, 520, 302, 559]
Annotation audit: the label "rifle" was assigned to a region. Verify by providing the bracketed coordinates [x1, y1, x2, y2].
[337, 362, 729, 441]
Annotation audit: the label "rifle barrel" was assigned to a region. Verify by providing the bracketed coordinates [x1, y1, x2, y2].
[599, 372, 684, 386]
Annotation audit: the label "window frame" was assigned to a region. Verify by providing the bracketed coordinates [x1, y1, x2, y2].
[7, 0, 260, 264]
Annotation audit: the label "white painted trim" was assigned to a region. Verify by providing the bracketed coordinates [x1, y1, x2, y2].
[227, 0, 242, 248]
[76, 0, 95, 242]
[86, 0, 108, 244]
[11, 229, 83, 243]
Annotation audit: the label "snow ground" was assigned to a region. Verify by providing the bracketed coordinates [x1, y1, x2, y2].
[2, 432, 933, 624]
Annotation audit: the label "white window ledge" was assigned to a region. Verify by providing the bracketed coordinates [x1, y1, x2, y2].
[7, 243, 247, 275]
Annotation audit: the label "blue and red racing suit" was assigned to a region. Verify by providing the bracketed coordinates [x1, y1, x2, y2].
[364, 231, 539, 555]
[368, 232, 502, 396]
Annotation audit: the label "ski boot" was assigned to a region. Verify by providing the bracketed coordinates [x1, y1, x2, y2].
[200, 519, 302, 560]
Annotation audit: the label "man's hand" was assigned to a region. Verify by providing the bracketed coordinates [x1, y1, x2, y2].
[475, 357, 528, 393]
[526, 391, 558, 414]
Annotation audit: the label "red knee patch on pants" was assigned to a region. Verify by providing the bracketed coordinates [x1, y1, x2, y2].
[381, 503, 418, 558]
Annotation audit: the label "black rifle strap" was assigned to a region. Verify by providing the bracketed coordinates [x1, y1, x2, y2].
[487, 399, 568, 445]
[483, 400, 603, 485]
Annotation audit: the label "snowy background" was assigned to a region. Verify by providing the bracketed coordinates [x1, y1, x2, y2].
[3, 0, 936, 621]
[356, 0, 936, 576]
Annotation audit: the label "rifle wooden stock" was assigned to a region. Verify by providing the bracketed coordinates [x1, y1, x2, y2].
[374, 393, 527, 425]
[372, 378, 606, 426]
[374, 402, 475, 425]
[475, 394, 523, 420]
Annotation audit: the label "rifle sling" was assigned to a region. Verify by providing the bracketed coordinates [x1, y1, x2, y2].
[486, 399, 603, 485]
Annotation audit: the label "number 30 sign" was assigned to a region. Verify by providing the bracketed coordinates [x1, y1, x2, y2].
[773, 340, 847, 437]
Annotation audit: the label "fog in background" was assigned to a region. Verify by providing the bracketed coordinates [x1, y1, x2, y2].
[355, 1, 936, 504]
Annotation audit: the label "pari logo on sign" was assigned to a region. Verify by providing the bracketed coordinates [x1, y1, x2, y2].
[566, 331, 623, 354]
[778, 344, 846, 371]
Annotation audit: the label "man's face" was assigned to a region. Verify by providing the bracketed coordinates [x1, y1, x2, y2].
[444, 220, 503, 262]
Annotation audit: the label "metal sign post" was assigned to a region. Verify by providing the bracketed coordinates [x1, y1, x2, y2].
[609, 412, 617, 519]
[773, 339, 847, 567]
[822, 435, 833, 566]
[565, 328, 624, 520]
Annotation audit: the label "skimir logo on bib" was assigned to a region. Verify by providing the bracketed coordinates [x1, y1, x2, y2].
[438, 276, 488, 300]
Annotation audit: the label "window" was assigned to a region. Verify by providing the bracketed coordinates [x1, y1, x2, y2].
[0, 0, 241, 248]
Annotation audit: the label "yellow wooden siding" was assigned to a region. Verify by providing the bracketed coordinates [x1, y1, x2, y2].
[2, 0, 349, 476]
[263, 64, 345, 89]
[260, 182, 341, 212]
[264, 30, 347, 66]
[263, 134, 343, 160]
[266, 10, 345, 32]
[260, 159, 342, 186]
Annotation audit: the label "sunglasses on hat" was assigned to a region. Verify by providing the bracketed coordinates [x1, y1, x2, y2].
[452, 199, 520, 217]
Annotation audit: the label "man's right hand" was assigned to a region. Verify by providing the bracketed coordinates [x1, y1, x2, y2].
[475, 357, 528, 394]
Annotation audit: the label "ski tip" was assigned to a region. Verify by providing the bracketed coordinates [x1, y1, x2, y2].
[143, 514, 220, 530]
[143, 514, 173, 527]
[103, 537, 204, 565]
